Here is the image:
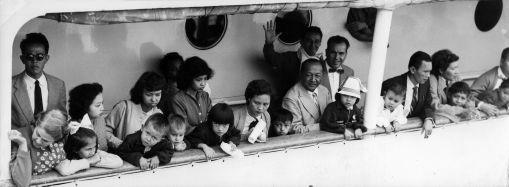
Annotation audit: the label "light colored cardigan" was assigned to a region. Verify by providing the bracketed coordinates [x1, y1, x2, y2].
[233, 105, 271, 141]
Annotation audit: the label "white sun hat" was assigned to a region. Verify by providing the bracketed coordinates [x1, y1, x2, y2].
[338, 77, 367, 99]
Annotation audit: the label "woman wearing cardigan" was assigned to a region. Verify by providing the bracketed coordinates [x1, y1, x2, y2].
[233, 79, 272, 142]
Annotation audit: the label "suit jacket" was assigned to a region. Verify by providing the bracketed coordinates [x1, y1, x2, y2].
[471, 66, 500, 95]
[282, 82, 332, 133]
[381, 72, 434, 120]
[233, 106, 271, 140]
[263, 43, 300, 98]
[11, 72, 66, 129]
[320, 64, 354, 95]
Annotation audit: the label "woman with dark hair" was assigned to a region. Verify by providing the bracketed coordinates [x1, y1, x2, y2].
[430, 49, 461, 110]
[171, 56, 213, 135]
[233, 79, 272, 142]
[106, 71, 165, 148]
[68, 83, 111, 151]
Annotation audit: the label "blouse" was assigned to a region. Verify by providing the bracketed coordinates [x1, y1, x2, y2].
[170, 90, 212, 135]
[105, 100, 162, 148]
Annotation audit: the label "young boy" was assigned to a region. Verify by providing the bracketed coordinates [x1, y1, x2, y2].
[320, 77, 367, 140]
[477, 79, 509, 110]
[167, 114, 190, 152]
[117, 113, 173, 170]
[376, 82, 407, 133]
[269, 108, 293, 137]
[436, 82, 481, 122]
[187, 103, 241, 159]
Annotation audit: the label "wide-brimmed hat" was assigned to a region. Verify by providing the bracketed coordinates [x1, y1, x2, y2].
[338, 77, 367, 99]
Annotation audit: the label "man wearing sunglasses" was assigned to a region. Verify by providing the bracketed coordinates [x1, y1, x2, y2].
[12, 33, 67, 129]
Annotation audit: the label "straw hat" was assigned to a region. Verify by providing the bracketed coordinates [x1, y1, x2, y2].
[338, 77, 367, 98]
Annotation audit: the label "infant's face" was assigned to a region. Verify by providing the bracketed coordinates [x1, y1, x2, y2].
[383, 90, 404, 111]
[450, 92, 468, 107]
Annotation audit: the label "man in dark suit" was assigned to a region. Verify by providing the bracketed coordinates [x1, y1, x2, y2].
[382, 51, 434, 138]
[12, 33, 66, 129]
[321, 35, 355, 100]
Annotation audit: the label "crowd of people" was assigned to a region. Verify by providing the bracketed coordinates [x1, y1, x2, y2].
[7, 22, 509, 186]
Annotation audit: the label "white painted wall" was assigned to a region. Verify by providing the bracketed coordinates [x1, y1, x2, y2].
[11, 1, 509, 109]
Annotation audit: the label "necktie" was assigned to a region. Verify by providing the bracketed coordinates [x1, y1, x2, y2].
[410, 86, 418, 113]
[34, 80, 43, 116]
[328, 68, 344, 73]
[312, 92, 321, 116]
[248, 118, 259, 130]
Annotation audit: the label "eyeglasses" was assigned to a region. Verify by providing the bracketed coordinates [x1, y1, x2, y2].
[22, 53, 46, 61]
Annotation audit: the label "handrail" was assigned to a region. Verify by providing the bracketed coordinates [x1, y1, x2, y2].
[28, 110, 508, 186]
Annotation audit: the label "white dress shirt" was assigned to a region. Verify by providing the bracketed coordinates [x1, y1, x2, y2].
[24, 73, 48, 112]
[494, 67, 508, 89]
[307, 89, 320, 105]
[326, 64, 343, 101]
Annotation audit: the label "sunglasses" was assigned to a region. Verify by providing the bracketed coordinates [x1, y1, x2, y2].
[22, 53, 46, 61]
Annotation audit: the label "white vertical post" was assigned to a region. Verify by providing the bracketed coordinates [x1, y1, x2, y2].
[0, 29, 13, 181]
[363, 9, 393, 130]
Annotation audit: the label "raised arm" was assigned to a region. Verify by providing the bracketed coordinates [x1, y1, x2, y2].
[9, 130, 32, 187]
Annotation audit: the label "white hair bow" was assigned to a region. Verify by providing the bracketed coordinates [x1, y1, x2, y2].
[68, 114, 94, 135]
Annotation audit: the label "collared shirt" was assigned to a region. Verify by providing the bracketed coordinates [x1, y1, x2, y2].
[494, 67, 508, 89]
[171, 90, 212, 134]
[307, 89, 320, 105]
[404, 75, 419, 115]
[326, 64, 343, 101]
[23, 73, 48, 112]
[242, 113, 262, 135]
[297, 47, 323, 63]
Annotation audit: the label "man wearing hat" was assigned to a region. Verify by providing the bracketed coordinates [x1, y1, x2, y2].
[320, 77, 367, 140]
[282, 58, 332, 134]
[381, 51, 435, 138]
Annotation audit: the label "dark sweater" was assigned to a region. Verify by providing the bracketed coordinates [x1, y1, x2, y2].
[117, 131, 173, 167]
[187, 124, 241, 148]
[320, 101, 367, 134]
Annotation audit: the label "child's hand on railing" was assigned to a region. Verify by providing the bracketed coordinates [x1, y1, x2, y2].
[139, 157, 150, 170]
[198, 144, 216, 160]
[344, 129, 354, 140]
[149, 156, 159, 170]
[354, 129, 364, 139]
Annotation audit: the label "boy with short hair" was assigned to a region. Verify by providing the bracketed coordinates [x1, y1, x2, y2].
[269, 108, 293, 137]
[320, 77, 367, 140]
[117, 113, 173, 170]
[376, 82, 407, 133]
